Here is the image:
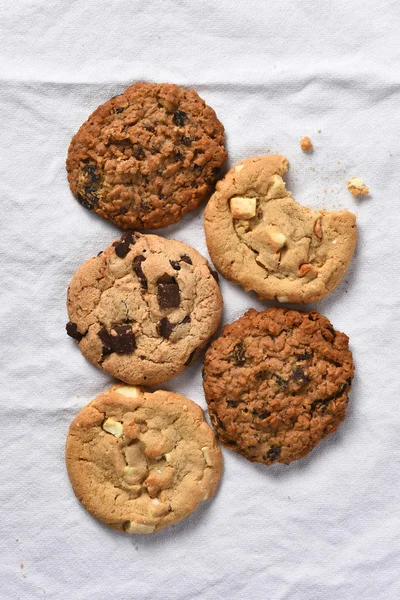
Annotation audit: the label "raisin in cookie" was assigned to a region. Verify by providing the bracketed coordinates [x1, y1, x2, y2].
[66, 385, 222, 534]
[204, 155, 357, 304]
[66, 82, 227, 230]
[66, 232, 223, 385]
[203, 307, 354, 465]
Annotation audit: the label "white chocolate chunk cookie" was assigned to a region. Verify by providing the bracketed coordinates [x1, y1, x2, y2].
[66, 385, 223, 534]
[204, 155, 357, 304]
[66, 232, 222, 385]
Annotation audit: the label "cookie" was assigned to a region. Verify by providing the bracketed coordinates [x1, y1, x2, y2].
[66, 232, 223, 385]
[66, 384, 223, 533]
[66, 82, 227, 230]
[204, 155, 357, 304]
[203, 307, 354, 465]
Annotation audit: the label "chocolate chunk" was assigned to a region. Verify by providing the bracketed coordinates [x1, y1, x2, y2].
[192, 163, 201, 171]
[98, 329, 114, 355]
[83, 164, 101, 183]
[175, 151, 183, 161]
[180, 255, 192, 265]
[258, 411, 271, 420]
[115, 107, 125, 114]
[311, 379, 351, 411]
[114, 232, 136, 258]
[157, 274, 176, 284]
[133, 255, 148, 289]
[265, 446, 281, 462]
[77, 164, 102, 209]
[274, 375, 288, 388]
[225, 439, 238, 446]
[214, 415, 226, 430]
[226, 400, 238, 408]
[292, 367, 310, 385]
[181, 136, 192, 145]
[157, 275, 180, 309]
[255, 370, 269, 381]
[99, 324, 136, 355]
[169, 255, 192, 270]
[77, 192, 98, 210]
[322, 326, 336, 341]
[184, 349, 196, 366]
[157, 313, 189, 338]
[210, 269, 219, 283]
[231, 342, 246, 366]
[66, 321, 84, 341]
[109, 324, 136, 354]
[173, 110, 187, 126]
[157, 318, 174, 339]
[132, 143, 145, 160]
[296, 351, 313, 360]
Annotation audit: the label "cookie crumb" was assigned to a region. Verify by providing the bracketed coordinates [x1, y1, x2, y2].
[347, 177, 369, 197]
[300, 136, 313, 152]
[20, 563, 24, 569]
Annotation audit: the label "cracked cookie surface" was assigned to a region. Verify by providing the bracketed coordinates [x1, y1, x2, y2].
[204, 155, 357, 304]
[66, 232, 223, 385]
[66, 385, 223, 533]
[203, 307, 354, 465]
[66, 82, 227, 230]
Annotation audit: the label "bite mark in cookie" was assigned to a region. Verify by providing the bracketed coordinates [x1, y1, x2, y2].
[204, 155, 357, 304]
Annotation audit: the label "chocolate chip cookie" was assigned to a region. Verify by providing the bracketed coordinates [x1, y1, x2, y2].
[66, 82, 227, 229]
[203, 307, 354, 465]
[66, 232, 223, 385]
[204, 155, 357, 304]
[66, 385, 223, 534]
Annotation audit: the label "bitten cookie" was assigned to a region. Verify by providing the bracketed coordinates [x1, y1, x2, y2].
[67, 82, 227, 229]
[204, 155, 357, 304]
[66, 232, 223, 385]
[66, 385, 223, 534]
[203, 307, 354, 465]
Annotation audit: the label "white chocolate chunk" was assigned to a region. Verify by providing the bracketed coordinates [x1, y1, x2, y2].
[235, 164, 244, 172]
[123, 466, 137, 476]
[230, 196, 257, 220]
[266, 230, 286, 251]
[102, 418, 123, 437]
[277, 295, 289, 303]
[115, 386, 142, 398]
[201, 447, 213, 466]
[268, 175, 287, 198]
[125, 521, 155, 534]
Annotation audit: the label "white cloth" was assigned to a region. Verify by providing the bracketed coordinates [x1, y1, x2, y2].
[1, 1, 399, 598]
